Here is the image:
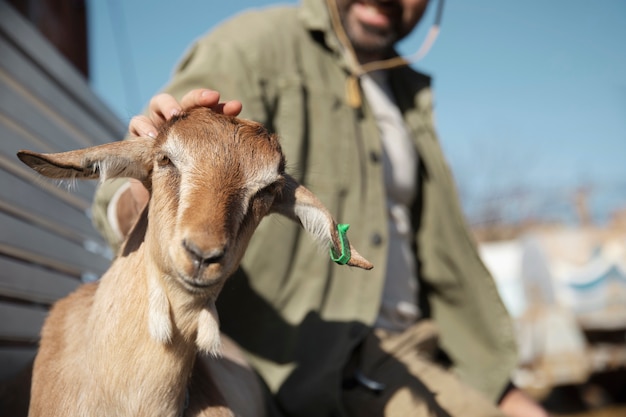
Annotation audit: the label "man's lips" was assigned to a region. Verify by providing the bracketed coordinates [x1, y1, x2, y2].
[351, 2, 394, 29]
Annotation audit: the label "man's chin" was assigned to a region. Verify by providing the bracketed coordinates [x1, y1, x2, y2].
[341, 10, 399, 61]
[349, 32, 396, 59]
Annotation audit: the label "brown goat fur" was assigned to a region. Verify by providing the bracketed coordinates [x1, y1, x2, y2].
[18, 108, 372, 417]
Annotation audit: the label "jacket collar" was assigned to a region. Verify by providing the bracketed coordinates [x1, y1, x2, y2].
[297, 0, 406, 77]
[297, 0, 359, 74]
[298, 0, 332, 31]
[298, 0, 337, 48]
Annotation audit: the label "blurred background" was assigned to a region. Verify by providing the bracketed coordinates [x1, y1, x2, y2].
[0, 0, 624, 415]
[87, 0, 626, 229]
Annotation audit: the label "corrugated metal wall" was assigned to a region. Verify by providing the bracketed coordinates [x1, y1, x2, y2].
[0, 0, 123, 383]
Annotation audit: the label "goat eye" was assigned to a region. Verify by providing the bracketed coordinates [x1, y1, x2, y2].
[157, 154, 172, 168]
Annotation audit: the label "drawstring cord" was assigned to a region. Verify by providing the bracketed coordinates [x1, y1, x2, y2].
[325, 0, 445, 108]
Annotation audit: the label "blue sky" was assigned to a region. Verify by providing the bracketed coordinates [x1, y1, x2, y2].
[87, 0, 626, 225]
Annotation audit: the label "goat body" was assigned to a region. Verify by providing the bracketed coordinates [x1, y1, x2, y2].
[18, 108, 372, 417]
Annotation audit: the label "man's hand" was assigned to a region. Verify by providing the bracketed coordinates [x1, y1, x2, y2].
[499, 387, 549, 417]
[111, 89, 243, 242]
[129, 89, 243, 138]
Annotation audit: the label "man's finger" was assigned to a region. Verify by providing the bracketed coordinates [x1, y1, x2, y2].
[221, 100, 243, 116]
[149, 93, 182, 123]
[180, 89, 242, 116]
[180, 89, 220, 111]
[129, 115, 158, 138]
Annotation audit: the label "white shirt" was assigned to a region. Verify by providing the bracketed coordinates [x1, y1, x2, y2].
[361, 71, 421, 332]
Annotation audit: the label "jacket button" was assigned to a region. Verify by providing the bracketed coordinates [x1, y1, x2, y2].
[370, 232, 383, 246]
[369, 150, 381, 164]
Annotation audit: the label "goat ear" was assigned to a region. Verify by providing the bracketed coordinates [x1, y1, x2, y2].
[17, 137, 154, 182]
[272, 174, 373, 270]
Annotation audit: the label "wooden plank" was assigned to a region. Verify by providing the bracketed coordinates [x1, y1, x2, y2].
[0, 160, 105, 244]
[0, 256, 79, 305]
[0, 110, 55, 154]
[0, 118, 98, 208]
[0, 1, 125, 138]
[0, 1, 129, 392]
[0, 212, 110, 278]
[0, 199, 102, 252]
[0, 63, 109, 157]
[0, 93, 98, 206]
[0, 152, 91, 212]
[0, 197, 98, 249]
[0, 54, 122, 152]
[0, 302, 47, 342]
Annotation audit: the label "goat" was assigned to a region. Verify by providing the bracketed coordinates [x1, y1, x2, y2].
[17, 108, 373, 417]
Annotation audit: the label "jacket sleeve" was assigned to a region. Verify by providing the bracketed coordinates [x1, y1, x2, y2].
[91, 34, 267, 251]
[410, 86, 518, 402]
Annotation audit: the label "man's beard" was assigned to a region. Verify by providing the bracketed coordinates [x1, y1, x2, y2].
[345, 21, 398, 57]
[335, 0, 402, 60]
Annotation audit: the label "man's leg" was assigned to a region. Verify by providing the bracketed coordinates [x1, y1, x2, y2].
[342, 321, 506, 417]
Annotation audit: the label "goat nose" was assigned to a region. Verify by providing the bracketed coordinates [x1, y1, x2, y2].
[182, 239, 225, 266]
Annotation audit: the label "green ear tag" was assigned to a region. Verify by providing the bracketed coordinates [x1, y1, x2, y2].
[330, 223, 351, 265]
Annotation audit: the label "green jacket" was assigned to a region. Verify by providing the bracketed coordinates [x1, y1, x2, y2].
[93, 0, 517, 415]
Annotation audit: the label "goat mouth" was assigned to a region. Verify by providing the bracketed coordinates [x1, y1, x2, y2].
[178, 273, 225, 294]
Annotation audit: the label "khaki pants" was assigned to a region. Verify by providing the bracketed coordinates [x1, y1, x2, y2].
[342, 320, 506, 417]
